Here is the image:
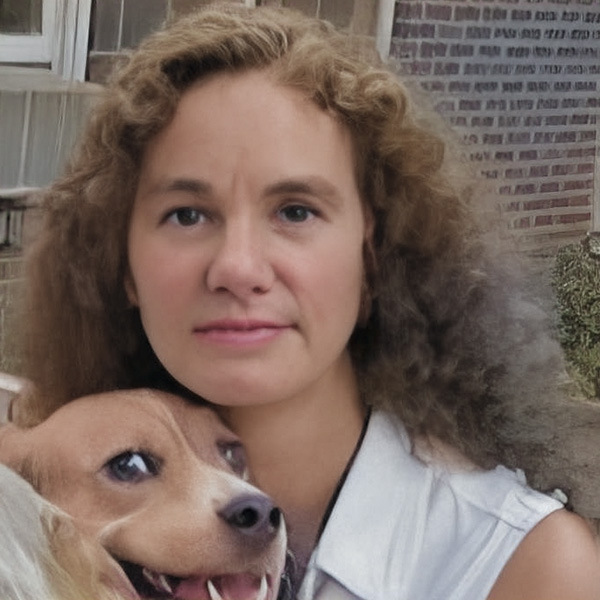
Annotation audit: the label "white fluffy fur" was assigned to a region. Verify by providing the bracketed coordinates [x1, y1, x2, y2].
[0, 464, 131, 600]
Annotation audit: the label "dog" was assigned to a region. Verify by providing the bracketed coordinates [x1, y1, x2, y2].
[0, 388, 288, 600]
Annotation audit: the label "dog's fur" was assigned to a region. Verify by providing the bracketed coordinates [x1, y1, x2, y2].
[0, 389, 287, 600]
[0, 463, 136, 600]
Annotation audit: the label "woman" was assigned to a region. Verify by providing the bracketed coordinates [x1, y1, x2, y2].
[14, 5, 600, 599]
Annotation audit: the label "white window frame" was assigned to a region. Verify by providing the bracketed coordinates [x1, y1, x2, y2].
[376, 0, 395, 61]
[0, 0, 92, 81]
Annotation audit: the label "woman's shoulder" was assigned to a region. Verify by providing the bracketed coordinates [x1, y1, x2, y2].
[487, 509, 600, 600]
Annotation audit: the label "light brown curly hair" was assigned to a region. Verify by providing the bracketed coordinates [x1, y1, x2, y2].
[14, 4, 565, 471]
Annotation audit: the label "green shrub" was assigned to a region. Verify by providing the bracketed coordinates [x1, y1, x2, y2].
[551, 235, 600, 399]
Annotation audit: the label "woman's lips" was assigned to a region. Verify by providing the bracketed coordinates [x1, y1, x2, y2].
[193, 320, 290, 347]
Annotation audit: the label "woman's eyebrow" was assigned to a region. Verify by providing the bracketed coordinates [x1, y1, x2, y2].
[149, 178, 213, 197]
[144, 176, 344, 204]
[264, 177, 342, 202]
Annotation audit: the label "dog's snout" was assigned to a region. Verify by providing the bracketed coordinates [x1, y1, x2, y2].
[219, 493, 281, 541]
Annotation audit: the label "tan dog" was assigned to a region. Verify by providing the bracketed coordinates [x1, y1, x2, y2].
[0, 389, 288, 600]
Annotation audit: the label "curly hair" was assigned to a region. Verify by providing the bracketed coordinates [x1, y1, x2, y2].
[14, 4, 565, 471]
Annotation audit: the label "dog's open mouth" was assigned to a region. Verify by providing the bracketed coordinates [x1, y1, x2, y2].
[120, 561, 273, 600]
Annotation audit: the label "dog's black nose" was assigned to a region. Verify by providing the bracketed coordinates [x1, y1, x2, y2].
[219, 493, 282, 541]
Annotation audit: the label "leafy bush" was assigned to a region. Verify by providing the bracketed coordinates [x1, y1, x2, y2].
[551, 235, 600, 399]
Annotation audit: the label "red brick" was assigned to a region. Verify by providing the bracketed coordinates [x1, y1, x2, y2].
[507, 132, 531, 144]
[483, 8, 508, 21]
[577, 163, 595, 174]
[483, 133, 503, 144]
[449, 81, 471, 92]
[524, 199, 551, 211]
[395, 1, 423, 20]
[434, 62, 460, 75]
[545, 116, 568, 126]
[534, 216, 553, 227]
[570, 114, 590, 125]
[540, 149, 563, 159]
[518, 150, 537, 161]
[511, 9, 532, 20]
[563, 180, 592, 191]
[540, 182, 560, 193]
[425, 4, 452, 20]
[466, 26, 492, 39]
[556, 131, 578, 143]
[578, 131, 596, 142]
[515, 184, 537, 195]
[420, 80, 444, 91]
[459, 99, 481, 110]
[455, 6, 480, 20]
[450, 44, 475, 57]
[420, 42, 448, 58]
[472, 116, 494, 126]
[450, 116, 468, 127]
[396, 22, 435, 39]
[437, 24, 463, 38]
[399, 61, 433, 76]
[558, 213, 591, 225]
[569, 195, 591, 207]
[551, 164, 576, 176]
[524, 116, 542, 127]
[391, 41, 419, 59]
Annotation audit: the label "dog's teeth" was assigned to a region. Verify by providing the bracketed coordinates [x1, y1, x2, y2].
[207, 579, 225, 600]
[256, 575, 268, 600]
[142, 567, 173, 594]
[142, 568, 154, 585]
[157, 573, 173, 594]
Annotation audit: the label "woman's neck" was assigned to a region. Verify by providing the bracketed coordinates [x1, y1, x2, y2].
[217, 353, 365, 570]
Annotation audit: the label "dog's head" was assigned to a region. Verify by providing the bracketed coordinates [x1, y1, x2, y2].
[0, 389, 287, 600]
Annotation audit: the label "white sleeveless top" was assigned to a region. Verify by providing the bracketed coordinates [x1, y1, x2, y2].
[298, 411, 562, 600]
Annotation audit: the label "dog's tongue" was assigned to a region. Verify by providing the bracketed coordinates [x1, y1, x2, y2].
[175, 573, 264, 600]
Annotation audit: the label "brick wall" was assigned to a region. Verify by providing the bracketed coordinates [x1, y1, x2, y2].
[391, 0, 600, 253]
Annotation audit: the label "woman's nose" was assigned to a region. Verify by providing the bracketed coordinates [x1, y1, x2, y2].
[205, 226, 274, 297]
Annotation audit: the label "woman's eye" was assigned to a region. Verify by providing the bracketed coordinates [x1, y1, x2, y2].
[278, 204, 316, 223]
[166, 207, 204, 226]
[219, 442, 249, 480]
[104, 451, 161, 483]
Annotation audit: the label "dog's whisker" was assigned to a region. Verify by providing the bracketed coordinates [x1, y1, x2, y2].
[207, 578, 225, 600]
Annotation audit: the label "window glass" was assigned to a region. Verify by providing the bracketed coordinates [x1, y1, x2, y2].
[0, 0, 43, 35]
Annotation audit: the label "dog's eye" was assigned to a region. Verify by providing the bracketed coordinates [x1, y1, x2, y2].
[219, 442, 249, 480]
[104, 451, 160, 483]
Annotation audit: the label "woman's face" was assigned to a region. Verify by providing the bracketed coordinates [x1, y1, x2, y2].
[127, 70, 368, 409]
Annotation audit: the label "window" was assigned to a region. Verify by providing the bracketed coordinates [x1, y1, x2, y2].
[0, 0, 92, 81]
[0, 0, 54, 64]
